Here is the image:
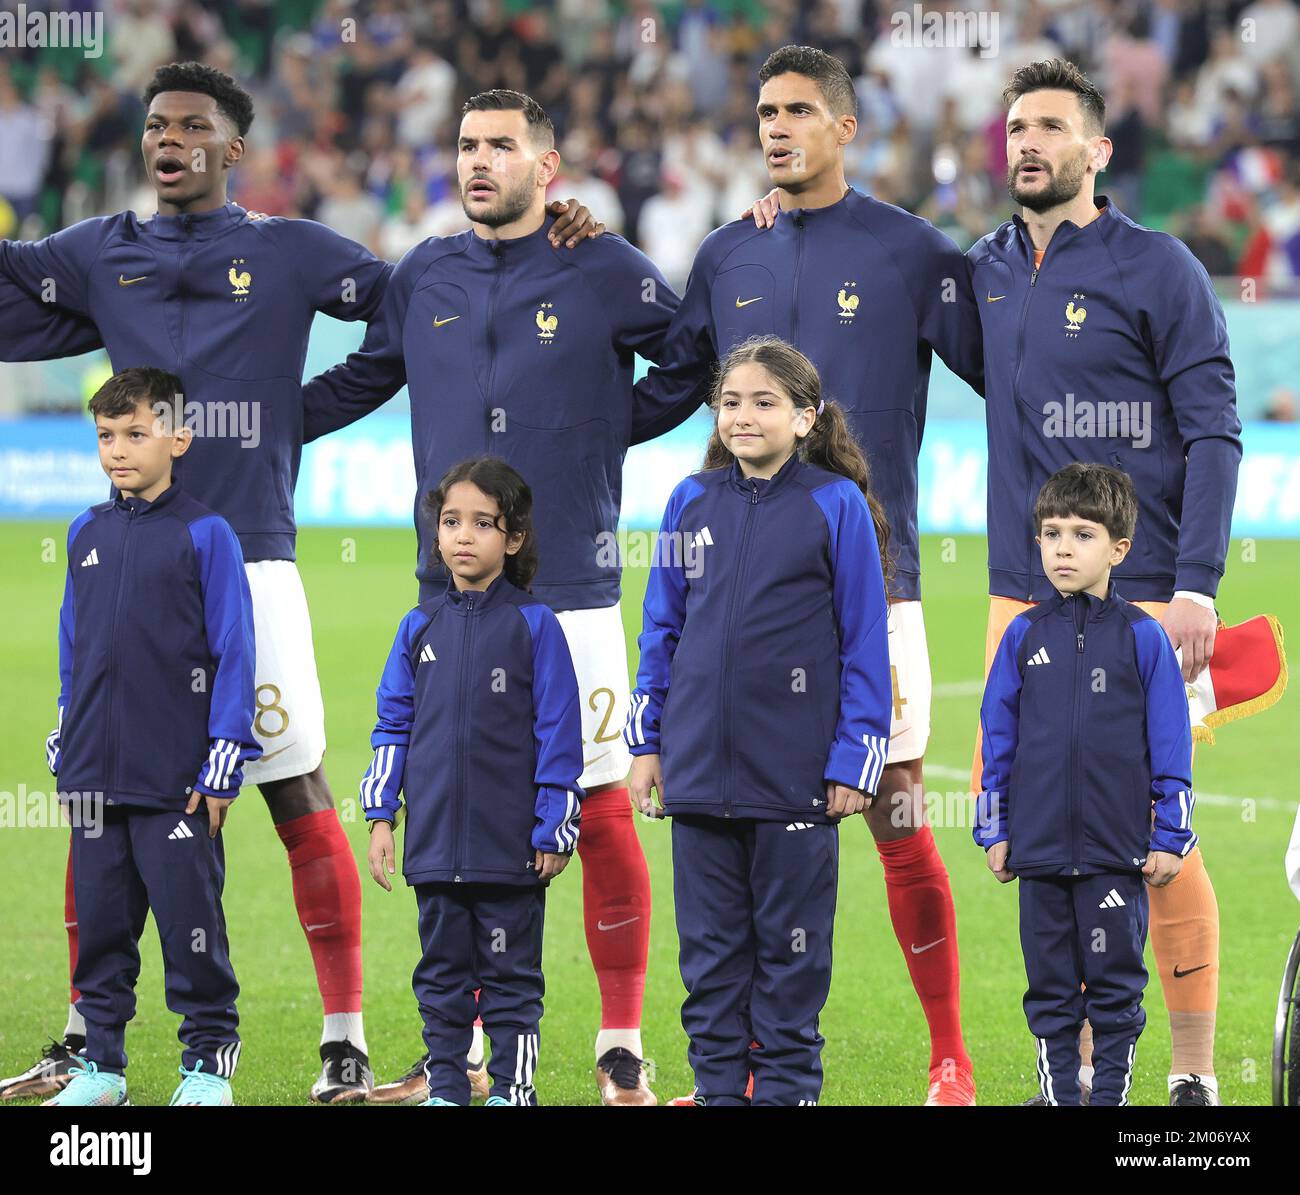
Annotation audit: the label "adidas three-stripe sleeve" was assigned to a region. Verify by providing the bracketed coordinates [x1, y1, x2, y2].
[361, 608, 423, 822]
[1133, 617, 1197, 857]
[974, 613, 1030, 849]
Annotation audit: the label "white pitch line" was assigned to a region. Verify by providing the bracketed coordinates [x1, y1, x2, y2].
[923, 763, 1292, 815]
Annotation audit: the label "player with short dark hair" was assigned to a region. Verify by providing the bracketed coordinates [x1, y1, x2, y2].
[968, 58, 1241, 1107]
[656, 44, 985, 1105]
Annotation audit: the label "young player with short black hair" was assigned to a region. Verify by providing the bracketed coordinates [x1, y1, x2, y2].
[45, 367, 258, 1106]
[626, 337, 892, 1105]
[362, 457, 584, 1105]
[975, 463, 1196, 1106]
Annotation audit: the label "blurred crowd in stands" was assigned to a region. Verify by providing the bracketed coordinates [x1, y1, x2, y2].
[1, 0, 1299, 293]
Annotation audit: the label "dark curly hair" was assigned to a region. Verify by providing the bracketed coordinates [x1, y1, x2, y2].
[143, 62, 255, 137]
[425, 457, 540, 591]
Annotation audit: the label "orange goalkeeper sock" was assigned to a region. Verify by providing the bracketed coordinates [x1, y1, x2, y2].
[1149, 846, 1219, 1077]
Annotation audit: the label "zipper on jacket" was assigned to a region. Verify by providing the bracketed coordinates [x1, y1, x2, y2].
[452, 591, 477, 880]
[1069, 596, 1086, 873]
[105, 505, 138, 798]
[791, 214, 804, 345]
[1012, 236, 1041, 598]
[719, 480, 761, 816]
[484, 244, 505, 452]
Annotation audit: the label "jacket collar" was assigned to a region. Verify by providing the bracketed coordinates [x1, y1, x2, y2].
[1011, 195, 1114, 258]
[779, 187, 854, 226]
[144, 202, 248, 242]
[444, 568, 515, 613]
[113, 480, 181, 517]
[467, 215, 557, 263]
[726, 450, 803, 499]
[1049, 579, 1120, 620]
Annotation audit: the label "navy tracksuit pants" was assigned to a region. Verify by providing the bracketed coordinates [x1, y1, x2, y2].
[413, 882, 545, 1105]
[672, 815, 838, 1106]
[1019, 872, 1149, 1106]
[70, 803, 240, 1078]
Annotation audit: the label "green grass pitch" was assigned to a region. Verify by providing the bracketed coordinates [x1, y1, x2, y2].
[1, 524, 1297, 1106]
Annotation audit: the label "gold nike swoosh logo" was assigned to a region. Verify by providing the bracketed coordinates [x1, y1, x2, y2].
[986, 292, 1006, 302]
[258, 742, 296, 762]
[735, 296, 764, 308]
[119, 275, 149, 287]
[432, 315, 461, 328]
[583, 749, 612, 769]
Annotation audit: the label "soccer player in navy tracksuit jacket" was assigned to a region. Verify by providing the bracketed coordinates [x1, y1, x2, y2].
[361, 457, 585, 1106]
[625, 336, 892, 1106]
[46, 368, 259, 1108]
[974, 464, 1195, 1107]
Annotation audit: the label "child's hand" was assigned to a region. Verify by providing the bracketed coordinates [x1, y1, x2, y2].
[986, 841, 1015, 883]
[534, 851, 570, 883]
[825, 782, 867, 819]
[368, 821, 396, 891]
[629, 753, 665, 819]
[186, 791, 232, 838]
[1142, 849, 1182, 887]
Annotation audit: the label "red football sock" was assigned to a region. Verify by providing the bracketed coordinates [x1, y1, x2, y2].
[876, 825, 971, 1072]
[65, 844, 79, 1004]
[576, 788, 650, 1029]
[276, 809, 363, 1015]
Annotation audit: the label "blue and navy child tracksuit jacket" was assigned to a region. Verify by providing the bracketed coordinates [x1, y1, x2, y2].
[641, 187, 986, 601]
[360, 572, 586, 884]
[968, 199, 1242, 603]
[624, 455, 892, 817]
[974, 584, 1196, 874]
[0, 204, 392, 562]
[52, 485, 261, 807]
[302, 216, 712, 610]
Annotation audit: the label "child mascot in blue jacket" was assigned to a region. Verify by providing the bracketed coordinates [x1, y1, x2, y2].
[626, 335, 893, 1105]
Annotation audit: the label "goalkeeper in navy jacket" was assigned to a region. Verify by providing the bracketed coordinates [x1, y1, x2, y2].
[625, 338, 892, 1106]
[974, 464, 1195, 1107]
[46, 368, 259, 1108]
[360, 458, 584, 1106]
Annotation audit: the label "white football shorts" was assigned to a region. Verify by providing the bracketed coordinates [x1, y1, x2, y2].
[553, 602, 633, 791]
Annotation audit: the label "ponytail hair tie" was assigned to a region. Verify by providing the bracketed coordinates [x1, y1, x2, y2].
[815, 399, 825, 415]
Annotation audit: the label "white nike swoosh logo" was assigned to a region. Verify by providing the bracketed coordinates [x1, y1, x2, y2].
[304, 922, 336, 932]
[596, 916, 641, 932]
[910, 938, 946, 954]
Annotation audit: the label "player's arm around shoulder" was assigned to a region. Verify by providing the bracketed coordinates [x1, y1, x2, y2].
[1132, 614, 1196, 887]
[187, 514, 260, 837]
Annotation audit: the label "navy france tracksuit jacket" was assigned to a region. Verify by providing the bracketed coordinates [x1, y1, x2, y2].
[359, 572, 584, 1105]
[642, 188, 985, 601]
[974, 584, 1194, 1105]
[969, 199, 1242, 602]
[53, 484, 258, 1078]
[0, 204, 391, 561]
[625, 455, 891, 1105]
[302, 215, 712, 610]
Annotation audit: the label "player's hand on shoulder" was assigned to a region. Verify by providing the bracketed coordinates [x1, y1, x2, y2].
[986, 841, 1015, 883]
[1142, 849, 1182, 887]
[368, 820, 396, 891]
[740, 188, 781, 229]
[629, 753, 665, 819]
[825, 782, 867, 819]
[535, 850, 570, 883]
[545, 199, 604, 248]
